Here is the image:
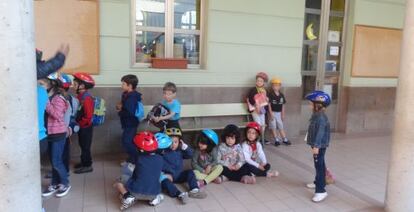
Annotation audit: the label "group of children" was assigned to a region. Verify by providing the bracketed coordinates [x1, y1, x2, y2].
[37, 67, 332, 207]
[114, 72, 332, 210]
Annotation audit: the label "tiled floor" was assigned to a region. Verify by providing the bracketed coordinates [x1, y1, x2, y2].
[43, 133, 390, 212]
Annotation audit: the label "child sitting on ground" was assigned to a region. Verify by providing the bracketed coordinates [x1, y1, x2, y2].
[268, 77, 291, 146]
[114, 131, 164, 210]
[242, 122, 279, 178]
[217, 124, 256, 184]
[192, 129, 223, 188]
[162, 128, 207, 204]
[304, 91, 332, 203]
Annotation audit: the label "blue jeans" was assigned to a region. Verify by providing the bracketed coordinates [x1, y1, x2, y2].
[313, 148, 326, 193]
[122, 127, 138, 163]
[161, 170, 198, 197]
[48, 134, 69, 186]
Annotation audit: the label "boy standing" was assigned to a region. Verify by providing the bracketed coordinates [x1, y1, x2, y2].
[268, 78, 291, 146]
[116, 75, 142, 164]
[72, 72, 95, 174]
[154, 82, 181, 129]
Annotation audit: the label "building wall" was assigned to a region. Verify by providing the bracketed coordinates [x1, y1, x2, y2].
[339, 0, 405, 133]
[76, 0, 306, 155]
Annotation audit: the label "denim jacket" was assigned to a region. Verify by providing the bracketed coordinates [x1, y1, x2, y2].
[306, 112, 330, 149]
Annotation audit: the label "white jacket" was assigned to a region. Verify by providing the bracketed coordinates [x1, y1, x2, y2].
[242, 141, 267, 168]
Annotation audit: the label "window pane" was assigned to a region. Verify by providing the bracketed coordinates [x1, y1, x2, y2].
[136, 31, 165, 63]
[324, 76, 338, 100]
[174, 0, 201, 30]
[331, 0, 345, 12]
[328, 16, 343, 42]
[304, 14, 320, 40]
[136, 0, 166, 27]
[302, 76, 317, 99]
[302, 45, 318, 71]
[306, 0, 321, 10]
[326, 45, 340, 72]
[173, 34, 200, 64]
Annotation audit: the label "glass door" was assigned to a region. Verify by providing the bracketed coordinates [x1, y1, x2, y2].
[301, 0, 347, 131]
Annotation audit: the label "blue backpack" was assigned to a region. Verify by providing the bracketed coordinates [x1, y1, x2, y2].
[135, 101, 145, 122]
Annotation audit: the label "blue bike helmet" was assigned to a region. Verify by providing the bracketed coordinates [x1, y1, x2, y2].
[305, 90, 331, 107]
[154, 132, 172, 149]
[201, 129, 219, 146]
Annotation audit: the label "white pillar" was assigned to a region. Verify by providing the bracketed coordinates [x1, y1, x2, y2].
[385, 0, 414, 211]
[0, 1, 41, 212]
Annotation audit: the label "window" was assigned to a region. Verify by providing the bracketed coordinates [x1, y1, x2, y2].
[133, 0, 203, 67]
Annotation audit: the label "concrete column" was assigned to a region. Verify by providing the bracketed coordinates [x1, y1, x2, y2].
[0, 1, 41, 212]
[385, 0, 414, 211]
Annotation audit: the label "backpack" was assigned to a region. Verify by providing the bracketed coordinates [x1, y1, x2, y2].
[147, 103, 170, 130]
[67, 95, 80, 133]
[80, 92, 106, 126]
[135, 101, 145, 122]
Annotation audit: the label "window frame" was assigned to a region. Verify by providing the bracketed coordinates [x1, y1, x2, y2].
[131, 0, 205, 69]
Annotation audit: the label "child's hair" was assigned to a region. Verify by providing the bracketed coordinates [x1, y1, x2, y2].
[312, 102, 326, 112]
[48, 79, 63, 95]
[163, 82, 177, 93]
[197, 134, 215, 153]
[221, 124, 241, 144]
[121, 74, 139, 90]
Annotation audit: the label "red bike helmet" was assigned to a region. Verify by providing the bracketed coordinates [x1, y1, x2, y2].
[73, 72, 95, 86]
[256, 72, 269, 82]
[134, 131, 158, 152]
[246, 122, 261, 135]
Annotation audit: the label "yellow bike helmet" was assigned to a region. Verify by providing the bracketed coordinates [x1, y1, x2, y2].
[271, 78, 282, 85]
[165, 128, 182, 137]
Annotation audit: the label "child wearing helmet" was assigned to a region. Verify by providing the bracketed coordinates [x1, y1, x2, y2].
[243, 122, 279, 178]
[191, 129, 224, 188]
[161, 128, 207, 204]
[72, 72, 95, 174]
[116, 74, 143, 164]
[304, 91, 331, 203]
[42, 73, 71, 198]
[246, 72, 270, 145]
[217, 124, 256, 184]
[114, 131, 165, 210]
[268, 77, 291, 146]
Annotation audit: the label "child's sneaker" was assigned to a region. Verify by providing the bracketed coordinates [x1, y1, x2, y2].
[312, 192, 328, 202]
[189, 188, 207, 199]
[74, 166, 93, 174]
[266, 170, 279, 178]
[306, 183, 316, 189]
[55, 184, 71, 198]
[178, 192, 189, 204]
[240, 175, 256, 184]
[149, 194, 164, 206]
[282, 138, 291, 145]
[264, 140, 271, 145]
[120, 194, 136, 210]
[42, 185, 58, 197]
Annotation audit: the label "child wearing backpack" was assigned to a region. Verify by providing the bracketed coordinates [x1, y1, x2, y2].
[192, 129, 223, 188]
[72, 72, 95, 174]
[304, 91, 331, 203]
[42, 73, 71, 198]
[116, 75, 142, 164]
[60, 73, 79, 172]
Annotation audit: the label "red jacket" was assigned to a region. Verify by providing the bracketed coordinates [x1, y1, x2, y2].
[76, 92, 94, 128]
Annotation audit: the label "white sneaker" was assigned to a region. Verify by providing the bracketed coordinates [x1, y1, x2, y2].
[306, 183, 316, 189]
[149, 194, 164, 206]
[312, 192, 328, 202]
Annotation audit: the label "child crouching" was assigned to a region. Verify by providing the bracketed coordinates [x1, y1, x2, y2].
[114, 131, 164, 210]
[217, 124, 256, 184]
[243, 122, 279, 178]
[192, 129, 223, 188]
[162, 128, 207, 204]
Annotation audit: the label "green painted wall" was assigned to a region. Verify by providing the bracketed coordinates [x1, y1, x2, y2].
[96, 0, 305, 87]
[343, 0, 405, 87]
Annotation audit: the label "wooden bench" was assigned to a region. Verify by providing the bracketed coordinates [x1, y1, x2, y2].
[143, 103, 250, 132]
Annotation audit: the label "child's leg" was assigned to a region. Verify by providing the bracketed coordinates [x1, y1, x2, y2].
[203, 165, 223, 184]
[121, 127, 138, 163]
[114, 182, 128, 195]
[78, 126, 94, 167]
[246, 163, 268, 177]
[50, 137, 69, 186]
[314, 148, 327, 193]
[194, 170, 208, 181]
[175, 170, 199, 191]
[161, 179, 182, 197]
[222, 165, 250, 182]
[62, 137, 70, 172]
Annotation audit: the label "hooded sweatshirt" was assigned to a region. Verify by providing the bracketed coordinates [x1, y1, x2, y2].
[118, 90, 142, 128]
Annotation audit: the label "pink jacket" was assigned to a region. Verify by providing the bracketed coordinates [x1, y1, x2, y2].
[46, 94, 69, 135]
